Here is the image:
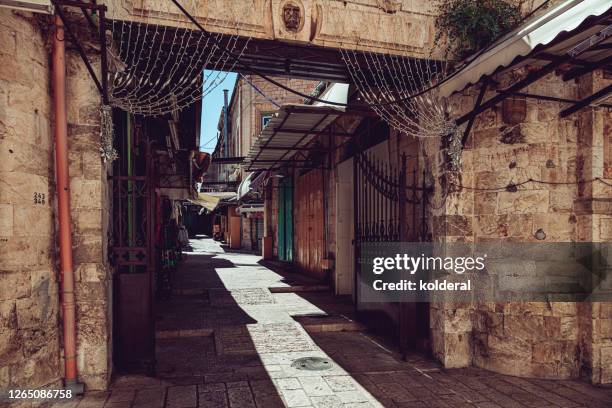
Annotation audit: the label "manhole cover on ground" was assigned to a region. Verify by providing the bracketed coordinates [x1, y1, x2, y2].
[291, 357, 333, 371]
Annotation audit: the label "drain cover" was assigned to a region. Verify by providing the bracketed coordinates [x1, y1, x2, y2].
[291, 357, 333, 371]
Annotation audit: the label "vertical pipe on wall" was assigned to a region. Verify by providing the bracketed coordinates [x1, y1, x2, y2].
[127, 113, 134, 273]
[223, 89, 229, 158]
[52, 14, 83, 393]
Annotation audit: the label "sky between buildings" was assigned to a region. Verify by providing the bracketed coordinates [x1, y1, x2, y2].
[199, 70, 237, 153]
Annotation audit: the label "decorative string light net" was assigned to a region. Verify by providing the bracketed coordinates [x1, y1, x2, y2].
[339, 10, 455, 141]
[104, 0, 252, 117]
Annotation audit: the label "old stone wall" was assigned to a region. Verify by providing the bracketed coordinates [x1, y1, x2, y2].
[422, 68, 612, 383]
[233, 75, 319, 166]
[65, 44, 113, 389]
[110, 0, 437, 58]
[0, 10, 113, 391]
[234, 75, 318, 254]
[0, 9, 61, 390]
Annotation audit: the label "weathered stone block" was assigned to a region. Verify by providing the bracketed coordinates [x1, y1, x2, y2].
[0, 329, 21, 368]
[488, 334, 532, 360]
[74, 209, 102, 235]
[15, 293, 54, 330]
[0, 365, 9, 389]
[600, 303, 612, 319]
[598, 319, 612, 339]
[77, 341, 108, 376]
[475, 214, 533, 239]
[432, 215, 472, 237]
[599, 218, 612, 240]
[0, 171, 51, 208]
[441, 332, 471, 368]
[73, 235, 104, 264]
[10, 349, 60, 389]
[543, 316, 561, 338]
[12, 206, 53, 237]
[70, 179, 102, 209]
[497, 190, 549, 214]
[0, 23, 16, 55]
[0, 237, 38, 270]
[550, 189, 574, 212]
[474, 192, 497, 215]
[83, 151, 103, 180]
[69, 152, 83, 178]
[77, 263, 106, 283]
[75, 281, 107, 303]
[472, 311, 503, 337]
[0, 271, 30, 301]
[504, 314, 545, 340]
[0, 203, 14, 237]
[560, 317, 578, 341]
[442, 308, 472, 333]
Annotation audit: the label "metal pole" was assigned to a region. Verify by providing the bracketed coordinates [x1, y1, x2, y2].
[223, 89, 229, 158]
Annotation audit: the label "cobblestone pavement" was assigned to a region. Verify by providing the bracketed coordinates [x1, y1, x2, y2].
[21, 237, 612, 408]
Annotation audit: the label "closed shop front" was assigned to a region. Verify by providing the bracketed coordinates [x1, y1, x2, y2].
[277, 177, 293, 261]
[294, 169, 325, 279]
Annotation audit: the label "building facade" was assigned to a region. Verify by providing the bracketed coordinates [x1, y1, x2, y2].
[211, 75, 320, 252]
[0, 0, 610, 396]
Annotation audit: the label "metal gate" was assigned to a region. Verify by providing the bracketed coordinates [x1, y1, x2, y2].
[111, 130, 156, 373]
[353, 150, 429, 353]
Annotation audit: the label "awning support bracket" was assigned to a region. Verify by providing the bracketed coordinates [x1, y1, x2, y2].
[560, 83, 612, 117]
[52, 0, 109, 104]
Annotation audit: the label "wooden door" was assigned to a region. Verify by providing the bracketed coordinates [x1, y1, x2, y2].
[295, 169, 324, 279]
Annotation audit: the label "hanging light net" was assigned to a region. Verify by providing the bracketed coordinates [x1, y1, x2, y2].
[339, 10, 454, 140]
[105, 0, 252, 116]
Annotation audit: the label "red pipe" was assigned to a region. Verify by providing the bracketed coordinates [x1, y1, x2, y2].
[52, 14, 79, 388]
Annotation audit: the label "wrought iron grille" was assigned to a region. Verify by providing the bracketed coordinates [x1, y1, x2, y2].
[354, 151, 427, 245]
[111, 175, 150, 271]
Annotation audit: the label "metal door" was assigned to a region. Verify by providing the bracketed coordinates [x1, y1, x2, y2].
[111, 118, 156, 373]
[353, 150, 429, 354]
[278, 177, 293, 261]
[295, 169, 325, 279]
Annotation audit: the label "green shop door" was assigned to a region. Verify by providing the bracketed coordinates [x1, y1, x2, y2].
[278, 177, 293, 261]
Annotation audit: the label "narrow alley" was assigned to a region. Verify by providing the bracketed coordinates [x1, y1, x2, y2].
[52, 236, 612, 408]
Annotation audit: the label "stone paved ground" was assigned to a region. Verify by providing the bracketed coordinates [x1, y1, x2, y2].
[16, 236, 612, 408]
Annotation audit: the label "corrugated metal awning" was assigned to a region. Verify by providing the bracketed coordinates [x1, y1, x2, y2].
[439, 0, 612, 97]
[243, 104, 344, 171]
[237, 203, 264, 214]
[188, 191, 236, 212]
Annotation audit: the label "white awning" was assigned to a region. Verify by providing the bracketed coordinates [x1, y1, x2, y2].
[237, 172, 255, 200]
[244, 83, 348, 171]
[439, 0, 612, 97]
[188, 191, 236, 212]
[237, 204, 264, 214]
[243, 104, 343, 171]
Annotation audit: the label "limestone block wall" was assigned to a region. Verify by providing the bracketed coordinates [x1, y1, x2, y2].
[422, 68, 612, 383]
[65, 47, 113, 390]
[0, 10, 113, 391]
[0, 10, 62, 389]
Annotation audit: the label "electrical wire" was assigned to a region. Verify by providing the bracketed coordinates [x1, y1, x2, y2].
[170, 0, 552, 109]
[452, 177, 612, 192]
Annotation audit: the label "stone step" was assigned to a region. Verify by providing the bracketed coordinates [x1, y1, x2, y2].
[294, 314, 366, 333]
[172, 287, 207, 295]
[268, 284, 331, 293]
[155, 328, 213, 339]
